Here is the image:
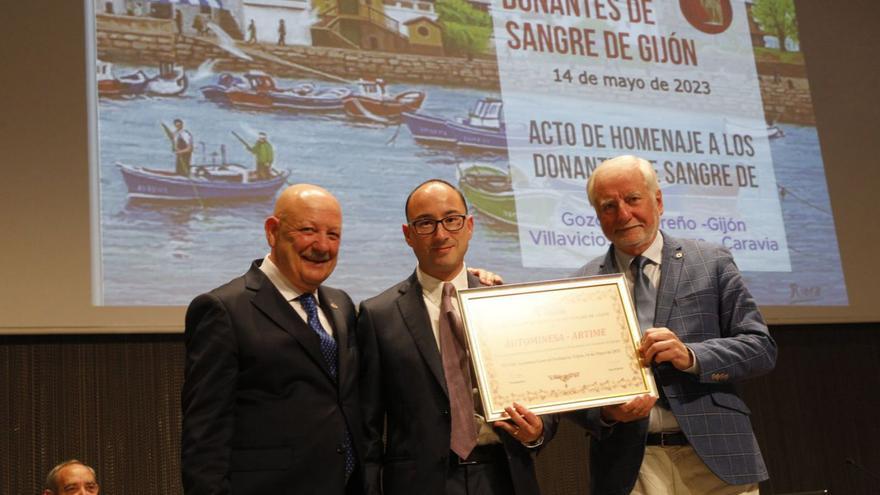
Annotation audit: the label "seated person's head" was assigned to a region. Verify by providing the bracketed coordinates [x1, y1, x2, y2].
[43, 460, 99, 495]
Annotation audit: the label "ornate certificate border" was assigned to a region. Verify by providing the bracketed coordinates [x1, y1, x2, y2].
[457, 275, 657, 421]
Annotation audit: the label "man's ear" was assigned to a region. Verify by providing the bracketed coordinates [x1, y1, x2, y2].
[402, 223, 414, 248]
[265, 216, 280, 248]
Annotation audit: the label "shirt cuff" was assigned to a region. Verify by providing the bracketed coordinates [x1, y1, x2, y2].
[523, 435, 544, 448]
[683, 346, 700, 374]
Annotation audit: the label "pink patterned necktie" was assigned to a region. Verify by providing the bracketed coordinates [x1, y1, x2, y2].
[439, 282, 478, 459]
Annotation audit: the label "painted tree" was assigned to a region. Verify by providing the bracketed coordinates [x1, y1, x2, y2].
[436, 0, 492, 58]
[752, 0, 799, 52]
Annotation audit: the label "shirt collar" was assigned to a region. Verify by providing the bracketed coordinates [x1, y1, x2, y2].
[614, 232, 663, 272]
[416, 264, 469, 304]
[259, 254, 318, 303]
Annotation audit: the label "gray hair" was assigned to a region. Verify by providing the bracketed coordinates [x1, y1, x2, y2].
[586, 155, 659, 207]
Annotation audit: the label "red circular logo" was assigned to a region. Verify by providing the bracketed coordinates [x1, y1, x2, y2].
[679, 0, 733, 34]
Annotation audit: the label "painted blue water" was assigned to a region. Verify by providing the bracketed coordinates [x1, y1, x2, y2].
[97, 66, 846, 306]
[749, 125, 847, 305]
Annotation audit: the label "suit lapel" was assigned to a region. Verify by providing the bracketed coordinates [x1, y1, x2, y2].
[655, 232, 684, 328]
[247, 264, 335, 382]
[397, 272, 449, 397]
[597, 246, 618, 275]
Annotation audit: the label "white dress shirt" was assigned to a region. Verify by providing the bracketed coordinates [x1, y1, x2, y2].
[259, 255, 334, 337]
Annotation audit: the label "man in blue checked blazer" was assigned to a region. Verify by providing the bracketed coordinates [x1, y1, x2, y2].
[571, 155, 777, 495]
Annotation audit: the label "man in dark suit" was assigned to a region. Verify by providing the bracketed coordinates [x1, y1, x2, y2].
[181, 184, 363, 495]
[573, 155, 777, 495]
[358, 179, 558, 495]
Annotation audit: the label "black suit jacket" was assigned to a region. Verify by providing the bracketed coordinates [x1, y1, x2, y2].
[181, 260, 363, 495]
[357, 271, 557, 495]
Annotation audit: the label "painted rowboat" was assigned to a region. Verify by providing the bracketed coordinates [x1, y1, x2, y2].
[97, 61, 149, 97]
[117, 162, 289, 201]
[343, 79, 425, 122]
[201, 71, 351, 111]
[145, 62, 189, 96]
[200, 73, 249, 103]
[457, 164, 517, 226]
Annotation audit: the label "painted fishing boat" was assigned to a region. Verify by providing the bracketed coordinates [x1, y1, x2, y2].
[203, 71, 351, 111]
[343, 79, 425, 123]
[271, 82, 352, 111]
[446, 98, 507, 151]
[96, 60, 120, 96]
[457, 163, 571, 228]
[457, 164, 517, 226]
[200, 73, 249, 103]
[403, 97, 507, 151]
[117, 162, 289, 201]
[225, 71, 279, 108]
[97, 61, 149, 97]
[401, 111, 455, 145]
[145, 62, 189, 96]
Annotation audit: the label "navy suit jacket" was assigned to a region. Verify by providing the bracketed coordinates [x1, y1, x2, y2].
[181, 260, 363, 495]
[357, 271, 558, 495]
[572, 232, 776, 494]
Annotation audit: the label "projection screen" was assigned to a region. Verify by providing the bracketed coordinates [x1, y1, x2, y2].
[2, 0, 878, 333]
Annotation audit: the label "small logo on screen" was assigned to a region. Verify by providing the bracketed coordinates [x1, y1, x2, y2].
[789, 283, 821, 304]
[679, 0, 733, 34]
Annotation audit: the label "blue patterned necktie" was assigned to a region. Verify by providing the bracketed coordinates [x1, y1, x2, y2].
[298, 293, 355, 479]
[299, 293, 338, 375]
[632, 255, 656, 333]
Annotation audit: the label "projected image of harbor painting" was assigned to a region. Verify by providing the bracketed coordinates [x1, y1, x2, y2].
[90, 0, 846, 306]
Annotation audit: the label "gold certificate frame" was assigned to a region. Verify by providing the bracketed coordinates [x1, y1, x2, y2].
[457, 275, 657, 421]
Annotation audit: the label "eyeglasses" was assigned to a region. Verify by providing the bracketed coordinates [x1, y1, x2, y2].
[409, 214, 467, 235]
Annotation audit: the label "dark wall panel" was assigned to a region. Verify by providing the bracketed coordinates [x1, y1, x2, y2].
[742, 324, 880, 494]
[1, 335, 184, 495]
[3, 324, 879, 494]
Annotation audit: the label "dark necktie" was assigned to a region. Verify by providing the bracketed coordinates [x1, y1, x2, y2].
[439, 282, 478, 459]
[632, 255, 656, 333]
[298, 293, 356, 478]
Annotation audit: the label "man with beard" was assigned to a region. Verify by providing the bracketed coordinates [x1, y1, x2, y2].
[181, 184, 364, 495]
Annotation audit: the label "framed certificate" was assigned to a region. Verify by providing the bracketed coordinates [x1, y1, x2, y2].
[457, 275, 657, 421]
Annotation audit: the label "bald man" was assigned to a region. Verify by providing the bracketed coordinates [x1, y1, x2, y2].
[43, 460, 99, 495]
[182, 184, 364, 495]
[358, 180, 557, 495]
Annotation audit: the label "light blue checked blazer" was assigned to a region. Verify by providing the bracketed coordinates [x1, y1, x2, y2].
[572, 232, 777, 494]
